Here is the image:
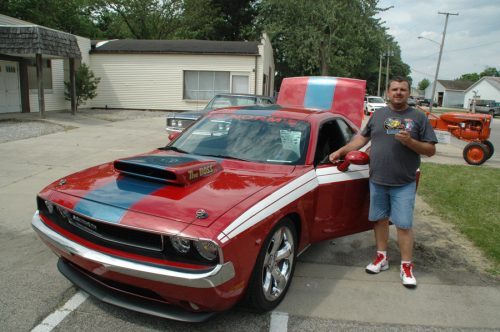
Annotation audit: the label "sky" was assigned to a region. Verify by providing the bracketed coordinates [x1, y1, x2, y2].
[376, 0, 500, 87]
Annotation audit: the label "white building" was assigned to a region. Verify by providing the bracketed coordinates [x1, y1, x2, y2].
[463, 76, 500, 108]
[90, 36, 274, 111]
[424, 79, 474, 108]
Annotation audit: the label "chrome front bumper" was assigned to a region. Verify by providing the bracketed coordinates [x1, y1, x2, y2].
[32, 211, 235, 288]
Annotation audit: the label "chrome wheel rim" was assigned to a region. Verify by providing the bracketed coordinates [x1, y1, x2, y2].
[262, 226, 294, 301]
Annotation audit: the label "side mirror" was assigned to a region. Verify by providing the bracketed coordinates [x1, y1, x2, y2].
[337, 151, 370, 172]
[168, 132, 180, 141]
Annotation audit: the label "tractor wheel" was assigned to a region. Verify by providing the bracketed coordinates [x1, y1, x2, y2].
[482, 140, 495, 160]
[463, 142, 488, 165]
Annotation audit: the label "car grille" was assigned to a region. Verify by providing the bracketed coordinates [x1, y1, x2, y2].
[166, 118, 195, 130]
[37, 197, 214, 266]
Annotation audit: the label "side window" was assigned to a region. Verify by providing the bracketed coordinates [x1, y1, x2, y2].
[337, 119, 355, 143]
[314, 119, 355, 165]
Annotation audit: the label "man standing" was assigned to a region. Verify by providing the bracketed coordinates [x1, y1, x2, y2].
[329, 77, 437, 288]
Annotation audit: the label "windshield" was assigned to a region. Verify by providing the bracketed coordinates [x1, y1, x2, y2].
[205, 96, 259, 111]
[367, 97, 385, 103]
[170, 113, 310, 165]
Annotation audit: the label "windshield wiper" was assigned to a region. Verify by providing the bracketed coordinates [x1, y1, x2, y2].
[160, 146, 188, 153]
[202, 154, 249, 162]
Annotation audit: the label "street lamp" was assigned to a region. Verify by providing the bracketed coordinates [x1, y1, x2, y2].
[417, 36, 440, 46]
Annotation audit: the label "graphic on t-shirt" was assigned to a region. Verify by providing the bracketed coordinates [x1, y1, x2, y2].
[384, 117, 406, 134]
[404, 118, 415, 131]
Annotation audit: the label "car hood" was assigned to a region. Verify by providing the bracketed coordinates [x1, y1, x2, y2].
[367, 102, 386, 106]
[43, 150, 293, 233]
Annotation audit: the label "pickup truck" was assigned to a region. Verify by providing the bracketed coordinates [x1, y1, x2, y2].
[470, 99, 500, 117]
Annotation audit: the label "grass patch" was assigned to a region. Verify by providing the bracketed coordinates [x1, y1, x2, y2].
[419, 163, 500, 274]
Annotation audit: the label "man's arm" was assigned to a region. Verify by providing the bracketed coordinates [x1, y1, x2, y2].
[329, 134, 370, 162]
[395, 130, 436, 157]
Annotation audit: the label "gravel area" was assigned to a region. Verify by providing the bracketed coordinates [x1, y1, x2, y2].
[0, 109, 170, 144]
[0, 119, 73, 144]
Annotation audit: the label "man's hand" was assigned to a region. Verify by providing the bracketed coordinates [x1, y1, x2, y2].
[329, 150, 343, 163]
[395, 130, 412, 146]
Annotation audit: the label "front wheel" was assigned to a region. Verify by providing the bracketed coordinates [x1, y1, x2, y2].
[482, 140, 494, 160]
[247, 218, 297, 312]
[463, 142, 488, 165]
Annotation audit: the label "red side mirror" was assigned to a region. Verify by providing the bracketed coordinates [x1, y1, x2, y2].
[168, 132, 180, 141]
[337, 151, 370, 172]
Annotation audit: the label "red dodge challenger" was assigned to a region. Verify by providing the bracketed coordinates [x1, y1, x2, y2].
[32, 77, 372, 322]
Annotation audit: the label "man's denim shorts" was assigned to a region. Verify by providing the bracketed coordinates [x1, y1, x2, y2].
[368, 180, 417, 229]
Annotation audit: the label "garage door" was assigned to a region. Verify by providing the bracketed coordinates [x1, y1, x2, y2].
[0, 60, 21, 113]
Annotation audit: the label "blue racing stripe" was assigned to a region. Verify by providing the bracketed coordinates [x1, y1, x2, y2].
[74, 176, 164, 224]
[304, 77, 337, 110]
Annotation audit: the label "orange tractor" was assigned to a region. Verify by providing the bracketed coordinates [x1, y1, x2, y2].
[426, 111, 494, 165]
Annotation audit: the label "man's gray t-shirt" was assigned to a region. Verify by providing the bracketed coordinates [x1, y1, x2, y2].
[361, 106, 438, 186]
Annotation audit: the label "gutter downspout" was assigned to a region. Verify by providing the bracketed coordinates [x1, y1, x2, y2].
[254, 55, 258, 95]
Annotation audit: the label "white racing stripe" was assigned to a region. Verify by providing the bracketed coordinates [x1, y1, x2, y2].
[270, 311, 289, 332]
[218, 165, 369, 242]
[31, 291, 88, 332]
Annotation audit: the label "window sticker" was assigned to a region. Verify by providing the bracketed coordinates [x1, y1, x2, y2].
[280, 130, 302, 155]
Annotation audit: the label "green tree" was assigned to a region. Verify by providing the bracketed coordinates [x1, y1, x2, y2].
[2, 0, 101, 37]
[480, 66, 500, 77]
[90, 0, 183, 39]
[64, 63, 101, 109]
[258, 0, 409, 91]
[418, 78, 430, 91]
[457, 73, 480, 82]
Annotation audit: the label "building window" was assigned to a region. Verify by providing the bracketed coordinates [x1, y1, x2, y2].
[184, 71, 230, 100]
[6, 65, 16, 73]
[231, 75, 249, 94]
[27, 59, 53, 90]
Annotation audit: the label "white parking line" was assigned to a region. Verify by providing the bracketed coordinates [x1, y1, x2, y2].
[31, 291, 88, 332]
[270, 311, 288, 332]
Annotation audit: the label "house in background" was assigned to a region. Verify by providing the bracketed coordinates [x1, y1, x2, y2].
[90, 35, 274, 111]
[0, 13, 275, 114]
[463, 76, 500, 109]
[0, 14, 88, 115]
[425, 79, 474, 108]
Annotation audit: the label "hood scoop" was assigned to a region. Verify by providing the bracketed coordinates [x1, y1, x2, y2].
[114, 155, 221, 186]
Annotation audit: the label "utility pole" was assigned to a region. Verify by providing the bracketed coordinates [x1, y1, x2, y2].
[429, 11, 458, 112]
[377, 54, 383, 96]
[385, 46, 390, 98]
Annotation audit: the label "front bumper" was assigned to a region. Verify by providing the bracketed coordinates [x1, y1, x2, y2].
[32, 211, 235, 289]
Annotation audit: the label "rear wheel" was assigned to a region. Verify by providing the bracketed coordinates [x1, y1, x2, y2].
[482, 140, 494, 160]
[247, 218, 297, 312]
[463, 142, 488, 165]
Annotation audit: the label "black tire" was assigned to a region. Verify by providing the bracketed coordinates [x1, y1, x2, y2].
[247, 218, 297, 312]
[482, 140, 495, 160]
[463, 142, 488, 165]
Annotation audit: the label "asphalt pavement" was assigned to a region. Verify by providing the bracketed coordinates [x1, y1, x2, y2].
[0, 110, 498, 331]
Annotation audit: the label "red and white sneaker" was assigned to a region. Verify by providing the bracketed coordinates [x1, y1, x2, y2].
[400, 262, 417, 288]
[365, 253, 389, 274]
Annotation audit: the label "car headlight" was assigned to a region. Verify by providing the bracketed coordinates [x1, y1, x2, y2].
[177, 120, 183, 127]
[44, 200, 55, 214]
[194, 240, 219, 261]
[170, 236, 191, 254]
[170, 119, 177, 127]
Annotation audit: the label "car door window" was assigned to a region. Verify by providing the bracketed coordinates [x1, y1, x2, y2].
[315, 119, 355, 165]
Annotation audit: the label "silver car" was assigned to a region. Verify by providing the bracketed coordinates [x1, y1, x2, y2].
[166, 93, 275, 133]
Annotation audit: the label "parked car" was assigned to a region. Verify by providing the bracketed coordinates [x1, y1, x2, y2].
[407, 96, 417, 106]
[364, 96, 387, 115]
[470, 99, 500, 117]
[32, 77, 378, 322]
[166, 93, 275, 133]
[418, 98, 438, 107]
